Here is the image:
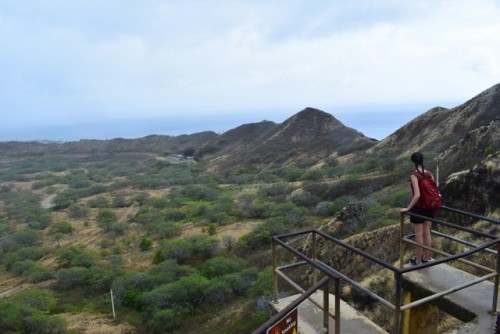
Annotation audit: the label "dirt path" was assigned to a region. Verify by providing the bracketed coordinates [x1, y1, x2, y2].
[62, 312, 136, 334]
[0, 274, 30, 299]
[178, 220, 263, 240]
[41, 193, 57, 209]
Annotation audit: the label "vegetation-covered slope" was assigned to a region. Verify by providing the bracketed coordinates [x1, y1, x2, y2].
[0, 83, 498, 333]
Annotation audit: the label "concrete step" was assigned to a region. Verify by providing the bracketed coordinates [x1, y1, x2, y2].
[271, 290, 388, 334]
[403, 263, 499, 333]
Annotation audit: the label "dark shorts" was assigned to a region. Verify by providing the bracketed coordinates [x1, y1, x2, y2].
[409, 206, 435, 224]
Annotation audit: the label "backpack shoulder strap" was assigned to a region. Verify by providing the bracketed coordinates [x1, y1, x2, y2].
[414, 170, 433, 180]
[413, 170, 424, 180]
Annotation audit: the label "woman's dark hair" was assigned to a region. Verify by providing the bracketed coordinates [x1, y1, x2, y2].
[411, 152, 425, 173]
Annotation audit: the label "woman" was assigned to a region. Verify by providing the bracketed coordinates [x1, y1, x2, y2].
[400, 152, 434, 265]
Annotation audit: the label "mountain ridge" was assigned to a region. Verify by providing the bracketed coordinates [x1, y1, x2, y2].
[1, 83, 498, 177]
[370, 82, 499, 177]
[201, 107, 377, 169]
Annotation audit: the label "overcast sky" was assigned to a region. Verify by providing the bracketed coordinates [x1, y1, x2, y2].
[1, 0, 499, 141]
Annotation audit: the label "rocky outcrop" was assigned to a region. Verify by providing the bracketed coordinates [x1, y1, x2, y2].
[297, 216, 402, 282]
[436, 118, 499, 177]
[441, 153, 500, 215]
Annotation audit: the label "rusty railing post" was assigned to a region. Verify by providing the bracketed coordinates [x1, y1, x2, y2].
[272, 237, 278, 304]
[313, 231, 318, 285]
[400, 212, 405, 268]
[394, 271, 403, 334]
[492, 241, 500, 315]
[335, 277, 341, 334]
[323, 278, 330, 333]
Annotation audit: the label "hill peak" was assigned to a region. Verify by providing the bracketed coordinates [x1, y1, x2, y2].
[281, 107, 345, 132]
[202, 107, 377, 168]
[297, 107, 334, 117]
[289, 107, 342, 123]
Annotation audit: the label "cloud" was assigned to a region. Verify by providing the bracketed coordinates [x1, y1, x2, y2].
[1, 0, 499, 129]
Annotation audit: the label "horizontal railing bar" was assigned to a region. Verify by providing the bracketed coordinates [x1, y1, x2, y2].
[273, 228, 316, 239]
[441, 205, 500, 225]
[400, 272, 498, 311]
[432, 230, 497, 255]
[401, 237, 500, 273]
[275, 268, 307, 294]
[404, 212, 497, 239]
[277, 261, 308, 271]
[403, 237, 494, 273]
[315, 259, 396, 310]
[275, 269, 337, 319]
[272, 237, 340, 280]
[313, 229, 402, 273]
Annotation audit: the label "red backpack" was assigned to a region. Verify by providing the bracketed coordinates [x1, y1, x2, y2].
[414, 171, 442, 211]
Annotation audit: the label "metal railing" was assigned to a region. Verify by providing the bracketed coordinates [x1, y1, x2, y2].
[252, 276, 337, 334]
[262, 205, 500, 333]
[252, 229, 342, 334]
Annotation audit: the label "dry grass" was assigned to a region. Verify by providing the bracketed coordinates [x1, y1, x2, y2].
[176, 219, 263, 240]
[61, 312, 136, 334]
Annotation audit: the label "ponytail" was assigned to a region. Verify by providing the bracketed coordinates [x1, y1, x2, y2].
[410, 152, 425, 174]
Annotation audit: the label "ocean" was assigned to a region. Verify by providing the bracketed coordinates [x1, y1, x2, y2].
[1, 104, 440, 142]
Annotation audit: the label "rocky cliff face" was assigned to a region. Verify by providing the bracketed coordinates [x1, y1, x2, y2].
[441, 153, 500, 215]
[436, 118, 499, 178]
[296, 223, 401, 282]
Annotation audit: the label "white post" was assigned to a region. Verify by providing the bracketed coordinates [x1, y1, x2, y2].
[110, 289, 116, 319]
[436, 165, 439, 186]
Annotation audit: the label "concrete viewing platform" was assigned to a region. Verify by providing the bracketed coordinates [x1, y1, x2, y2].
[272, 290, 387, 334]
[403, 263, 499, 333]
[271, 263, 499, 333]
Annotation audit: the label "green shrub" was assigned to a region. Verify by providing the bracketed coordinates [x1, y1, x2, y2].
[297, 158, 316, 168]
[157, 239, 194, 264]
[199, 256, 246, 279]
[12, 259, 36, 276]
[0, 297, 67, 334]
[191, 235, 220, 260]
[249, 266, 273, 297]
[207, 223, 217, 235]
[148, 309, 179, 333]
[52, 221, 75, 234]
[13, 289, 57, 312]
[376, 218, 397, 228]
[139, 237, 153, 251]
[299, 169, 323, 181]
[315, 201, 337, 217]
[96, 208, 117, 231]
[290, 190, 315, 207]
[139, 273, 211, 309]
[22, 313, 67, 334]
[485, 144, 496, 156]
[56, 245, 98, 268]
[54, 267, 89, 290]
[26, 265, 54, 282]
[376, 187, 409, 207]
[274, 167, 304, 182]
[147, 221, 182, 238]
[324, 156, 339, 167]
[3, 247, 46, 270]
[68, 203, 89, 218]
